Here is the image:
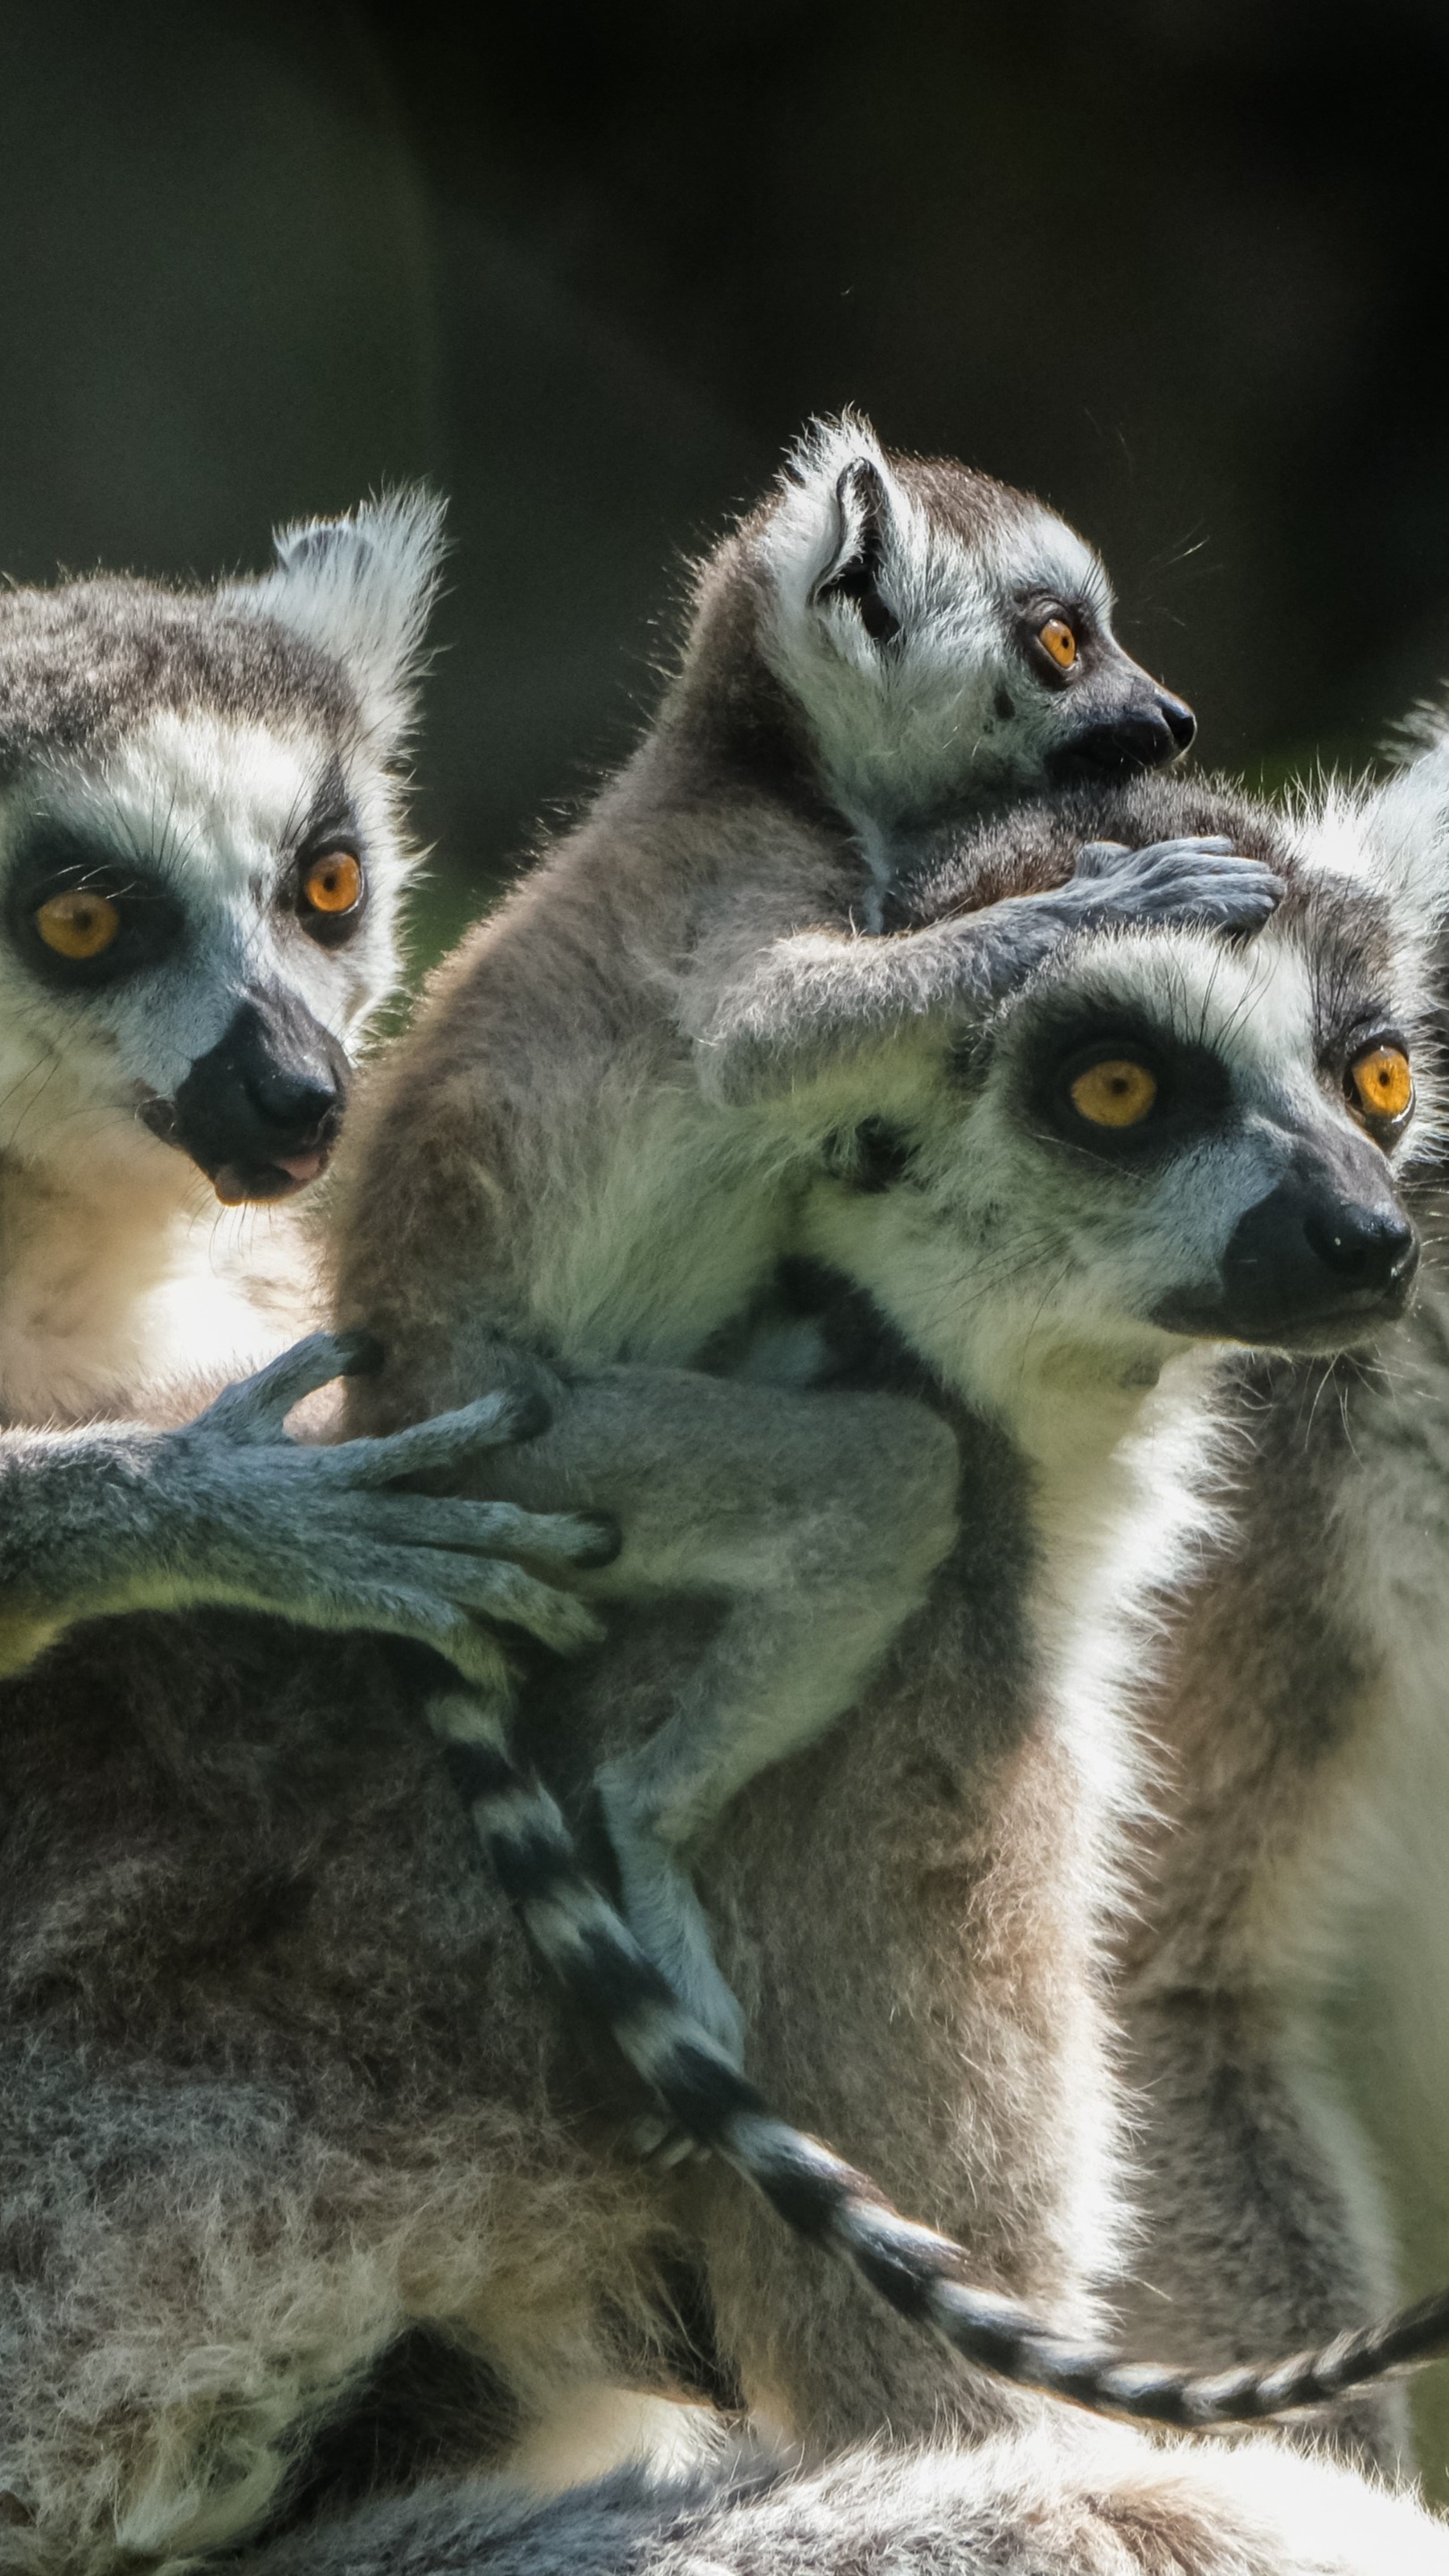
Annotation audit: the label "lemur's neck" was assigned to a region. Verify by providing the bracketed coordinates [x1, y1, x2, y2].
[0, 1149, 317, 1425]
[999, 1340, 1216, 1661]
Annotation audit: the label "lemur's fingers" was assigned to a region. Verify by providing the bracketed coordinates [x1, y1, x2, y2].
[1131, 857, 1286, 929]
[411, 1547, 605, 1651]
[351, 1493, 620, 1568]
[301, 1553, 601, 1668]
[193, 1330, 376, 1443]
[328, 1390, 554, 1487]
[375, 1601, 518, 1694]
[1071, 841, 1284, 937]
[1073, 834, 1235, 880]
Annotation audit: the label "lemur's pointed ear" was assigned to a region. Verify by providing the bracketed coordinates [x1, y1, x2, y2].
[228, 489, 447, 747]
[811, 459, 901, 642]
[763, 417, 908, 650]
[1364, 722, 1449, 943]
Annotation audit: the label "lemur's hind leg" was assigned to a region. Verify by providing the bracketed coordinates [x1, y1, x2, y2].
[1110, 1991, 1408, 2473]
[230, 2423, 1449, 2576]
[441, 1364, 960, 2058]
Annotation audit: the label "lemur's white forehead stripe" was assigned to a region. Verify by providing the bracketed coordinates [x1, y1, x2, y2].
[999, 505, 1113, 621]
[32, 713, 326, 910]
[1032, 921, 1320, 1080]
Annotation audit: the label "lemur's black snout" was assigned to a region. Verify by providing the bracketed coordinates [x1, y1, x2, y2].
[1156, 693, 1197, 753]
[1050, 688, 1196, 783]
[1301, 1203, 1418, 1296]
[1212, 1163, 1419, 1345]
[149, 989, 349, 1205]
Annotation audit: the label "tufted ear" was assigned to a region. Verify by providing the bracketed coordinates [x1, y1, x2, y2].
[763, 413, 912, 650]
[228, 489, 447, 748]
[1360, 697, 1449, 941]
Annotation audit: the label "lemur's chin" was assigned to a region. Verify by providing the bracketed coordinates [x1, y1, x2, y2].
[210, 1152, 331, 1207]
[1153, 1288, 1415, 1354]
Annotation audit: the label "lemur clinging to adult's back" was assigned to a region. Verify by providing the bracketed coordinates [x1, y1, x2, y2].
[334, 412, 1270, 2050]
[0, 493, 607, 1692]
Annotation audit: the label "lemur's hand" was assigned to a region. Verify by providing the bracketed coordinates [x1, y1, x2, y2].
[1064, 835, 1285, 936]
[165, 1331, 616, 1678]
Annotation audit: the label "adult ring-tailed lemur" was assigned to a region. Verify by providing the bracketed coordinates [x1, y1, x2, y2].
[0, 493, 614, 1696]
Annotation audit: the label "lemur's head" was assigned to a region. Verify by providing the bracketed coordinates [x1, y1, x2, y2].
[686, 413, 1194, 844]
[0, 490, 443, 1203]
[807, 773, 1441, 1431]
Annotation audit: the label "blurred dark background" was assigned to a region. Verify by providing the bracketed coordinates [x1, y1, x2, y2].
[2, 0, 1446, 964]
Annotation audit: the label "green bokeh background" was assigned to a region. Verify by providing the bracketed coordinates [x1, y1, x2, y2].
[5, 0, 1449, 2487]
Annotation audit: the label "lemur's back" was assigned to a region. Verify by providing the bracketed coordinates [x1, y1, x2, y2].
[332, 784, 864, 1421]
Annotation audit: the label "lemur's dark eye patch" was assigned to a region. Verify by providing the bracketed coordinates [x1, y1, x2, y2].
[7, 825, 184, 990]
[1029, 1019, 1231, 1160]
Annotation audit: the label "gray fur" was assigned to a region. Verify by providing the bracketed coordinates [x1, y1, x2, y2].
[0, 489, 441, 771]
[2, 776, 1439, 2570]
[1079, 727, 1449, 2479]
[234, 2423, 1449, 2576]
[329, 419, 1251, 2047]
[408, 782, 1449, 2438]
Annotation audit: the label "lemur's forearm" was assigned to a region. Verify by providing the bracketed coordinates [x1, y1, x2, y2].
[688, 837, 1283, 1109]
[688, 901, 1068, 1107]
[0, 1426, 209, 1671]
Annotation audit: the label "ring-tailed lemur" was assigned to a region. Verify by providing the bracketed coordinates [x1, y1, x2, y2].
[331, 412, 1257, 2055]
[0, 496, 609, 1692]
[1087, 717, 1449, 2475]
[410, 775, 1449, 2450]
[320, 767, 1444, 2452]
[5, 778, 1436, 2574]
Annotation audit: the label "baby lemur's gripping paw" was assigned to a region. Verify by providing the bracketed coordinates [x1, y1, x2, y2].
[174, 1331, 613, 1671]
[1069, 835, 1285, 938]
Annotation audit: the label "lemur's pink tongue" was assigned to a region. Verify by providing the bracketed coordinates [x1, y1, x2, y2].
[211, 1147, 330, 1206]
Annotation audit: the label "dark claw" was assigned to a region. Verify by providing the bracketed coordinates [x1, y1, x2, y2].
[333, 1330, 387, 1377]
[570, 1512, 623, 1570]
[504, 1390, 553, 1444]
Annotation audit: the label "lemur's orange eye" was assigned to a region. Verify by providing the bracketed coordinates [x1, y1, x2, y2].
[302, 851, 363, 915]
[1069, 1058, 1158, 1128]
[1348, 1043, 1413, 1126]
[34, 889, 121, 959]
[1038, 616, 1078, 670]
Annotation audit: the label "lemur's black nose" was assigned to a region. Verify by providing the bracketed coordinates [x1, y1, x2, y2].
[1157, 692, 1197, 753]
[242, 1051, 342, 1142]
[1205, 1168, 1419, 1345]
[158, 988, 350, 1204]
[1303, 1204, 1419, 1295]
[1051, 690, 1195, 780]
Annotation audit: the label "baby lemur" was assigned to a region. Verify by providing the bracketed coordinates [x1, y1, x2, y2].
[230, 769, 1449, 2576]
[335, 413, 1258, 2051]
[0, 492, 604, 1692]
